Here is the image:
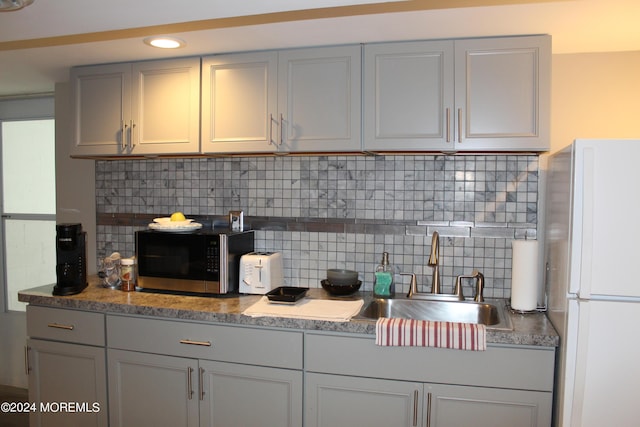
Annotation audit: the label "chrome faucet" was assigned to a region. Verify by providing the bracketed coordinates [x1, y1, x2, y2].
[428, 231, 441, 294]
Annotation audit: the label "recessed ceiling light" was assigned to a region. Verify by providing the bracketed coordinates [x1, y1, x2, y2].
[143, 36, 186, 49]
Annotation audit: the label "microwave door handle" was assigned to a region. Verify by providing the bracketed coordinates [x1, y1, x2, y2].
[219, 234, 228, 293]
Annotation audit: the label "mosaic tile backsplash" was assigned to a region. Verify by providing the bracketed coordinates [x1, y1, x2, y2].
[96, 155, 539, 298]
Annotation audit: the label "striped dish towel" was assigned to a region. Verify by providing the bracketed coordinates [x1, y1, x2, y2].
[375, 318, 486, 351]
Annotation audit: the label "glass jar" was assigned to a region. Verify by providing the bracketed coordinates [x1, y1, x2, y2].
[101, 252, 121, 289]
[120, 257, 136, 292]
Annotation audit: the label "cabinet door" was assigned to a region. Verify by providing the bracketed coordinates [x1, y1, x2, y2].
[278, 45, 362, 152]
[305, 372, 421, 427]
[201, 52, 278, 153]
[200, 360, 302, 427]
[130, 57, 201, 155]
[27, 339, 108, 427]
[363, 40, 454, 151]
[454, 35, 550, 151]
[107, 349, 199, 427]
[427, 383, 552, 427]
[70, 63, 131, 156]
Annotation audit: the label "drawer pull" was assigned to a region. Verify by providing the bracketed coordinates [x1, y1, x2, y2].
[412, 389, 418, 426]
[179, 339, 212, 347]
[47, 323, 74, 330]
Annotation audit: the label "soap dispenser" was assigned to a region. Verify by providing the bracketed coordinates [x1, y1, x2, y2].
[373, 251, 395, 298]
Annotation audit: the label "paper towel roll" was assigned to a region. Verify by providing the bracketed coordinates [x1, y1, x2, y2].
[511, 240, 539, 311]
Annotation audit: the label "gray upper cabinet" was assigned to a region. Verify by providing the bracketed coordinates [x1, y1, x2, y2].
[70, 57, 201, 157]
[364, 35, 550, 152]
[201, 51, 279, 154]
[277, 46, 362, 153]
[202, 45, 362, 154]
[455, 36, 550, 151]
[69, 35, 548, 157]
[363, 40, 454, 151]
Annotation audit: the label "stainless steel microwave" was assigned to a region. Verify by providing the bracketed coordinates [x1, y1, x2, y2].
[135, 229, 254, 295]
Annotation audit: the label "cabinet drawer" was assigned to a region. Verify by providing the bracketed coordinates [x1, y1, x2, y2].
[305, 333, 555, 392]
[27, 305, 105, 346]
[107, 315, 303, 369]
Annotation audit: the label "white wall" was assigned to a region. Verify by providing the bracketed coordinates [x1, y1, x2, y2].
[54, 82, 96, 273]
[551, 50, 640, 152]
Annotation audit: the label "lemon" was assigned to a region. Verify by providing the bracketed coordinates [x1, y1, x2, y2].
[170, 211, 186, 222]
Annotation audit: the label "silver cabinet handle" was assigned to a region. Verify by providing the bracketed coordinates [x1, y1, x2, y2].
[445, 108, 451, 143]
[187, 367, 194, 400]
[413, 390, 419, 426]
[199, 367, 205, 401]
[457, 108, 462, 143]
[279, 113, 284, 146]
[47, 322, 74, 330]
[269, 113, 274, 146]
[129, 120, 137, 150]
[24, 345, 30, 375]
[426, 392, 433, 427]
[121, 120, 127, 151]
[179, 339, 212, 347]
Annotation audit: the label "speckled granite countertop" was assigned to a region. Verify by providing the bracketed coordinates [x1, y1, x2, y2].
[19, 277, 558, 347]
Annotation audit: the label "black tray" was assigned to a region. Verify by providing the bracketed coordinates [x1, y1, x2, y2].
[266, 286, 308, 303]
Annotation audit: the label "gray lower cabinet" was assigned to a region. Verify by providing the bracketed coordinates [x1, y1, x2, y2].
[200, 360, 302, 427]
[106, 314, 303, 427]
[427, 383, 551, 427]
[306, 373, 422, 427]
[305, 373, 551, 427]
[25, 305, 555, 427]
[108, 349, 303, 427]
[25, 306, 108, 427]
[304, 332, 554, 427]
[107, 349, 199, 427]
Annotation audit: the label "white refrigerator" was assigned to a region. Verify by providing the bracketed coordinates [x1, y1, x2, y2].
[544, 139, 640, 427]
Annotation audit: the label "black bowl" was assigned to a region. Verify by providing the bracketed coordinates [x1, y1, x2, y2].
[321, 279, 362, 296]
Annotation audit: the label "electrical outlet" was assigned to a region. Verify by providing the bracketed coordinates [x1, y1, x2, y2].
[229, 210, 244, 231]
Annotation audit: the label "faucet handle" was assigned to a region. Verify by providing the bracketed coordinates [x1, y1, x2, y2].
[400, 273, 417, 298]
[453, 276, 465, 300]
[472, 270, 485, 302]
[455, 270, 485, 302]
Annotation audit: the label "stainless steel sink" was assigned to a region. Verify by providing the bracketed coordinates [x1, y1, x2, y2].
[357, 298, 512, 330]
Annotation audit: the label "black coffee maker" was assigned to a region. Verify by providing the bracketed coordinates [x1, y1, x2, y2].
[53, 223, 88, 296]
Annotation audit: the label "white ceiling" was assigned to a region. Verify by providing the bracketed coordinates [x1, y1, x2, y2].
[1, 0, 639, 98]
